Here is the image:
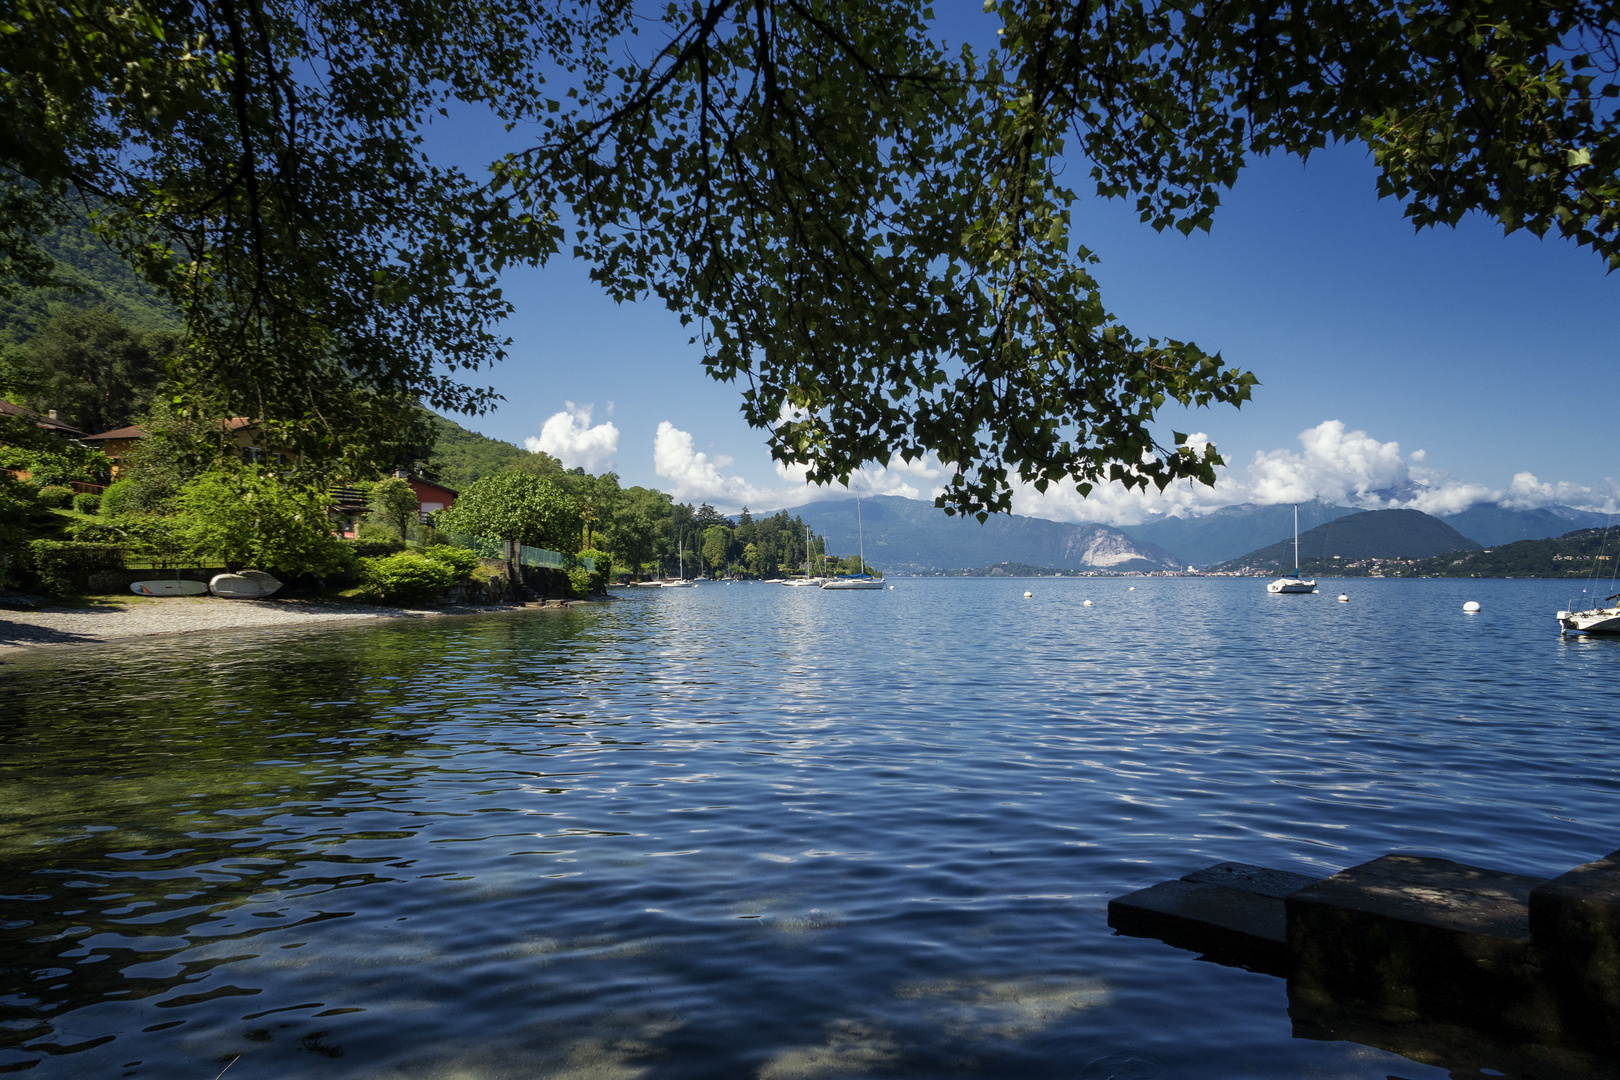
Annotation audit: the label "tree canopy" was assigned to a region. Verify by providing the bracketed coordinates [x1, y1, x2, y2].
[5, 1, 1615, 513]
[435, 472, 582, 550]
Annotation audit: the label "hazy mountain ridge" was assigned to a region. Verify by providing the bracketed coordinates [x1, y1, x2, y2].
[1119, 499, 1610, 565]
[793, 496, 1182, 572]
[1215, 509, 1481, 571]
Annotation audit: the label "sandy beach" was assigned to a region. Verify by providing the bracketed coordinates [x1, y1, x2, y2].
[0, 594, 560, 654]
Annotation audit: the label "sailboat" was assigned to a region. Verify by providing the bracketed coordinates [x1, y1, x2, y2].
[783, 525, 827, 586]
[660, 532, 696, 587]
[822, 490, 883, 590]
[1267, 504, 1317, 594]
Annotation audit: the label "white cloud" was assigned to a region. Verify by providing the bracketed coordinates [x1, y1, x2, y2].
[650, 417, 1620, 524]
[1010, 420, 1618, 526]
[528, 402, 620, 472]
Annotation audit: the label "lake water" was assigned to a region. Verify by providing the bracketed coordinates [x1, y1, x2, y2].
[2, 577, 1618, 1079]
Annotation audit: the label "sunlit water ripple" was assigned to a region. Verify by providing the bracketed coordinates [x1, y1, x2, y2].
[2, 577, 1617, 1078]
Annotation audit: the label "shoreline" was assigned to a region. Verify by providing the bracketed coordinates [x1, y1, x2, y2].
[0, 594, 601, 656]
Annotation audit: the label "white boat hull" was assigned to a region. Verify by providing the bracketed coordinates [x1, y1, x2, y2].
[1267, 578, 1317, 594]
[659, 580, 696, 588]
[209, 572, 282, 599]
[1559, 607, 1620, 634]
[131, 579, 207, 597]
[821, 578, 883, 590]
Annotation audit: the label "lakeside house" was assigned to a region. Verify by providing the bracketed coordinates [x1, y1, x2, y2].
[331, 471, 459, 536]
[83, 417, 296, 476]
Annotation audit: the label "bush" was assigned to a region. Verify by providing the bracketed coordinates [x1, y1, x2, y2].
[361, 551, 455, 603]
[36, 485, 74, 508]
[73, 493, 101, 514]
[346, 537, 406, 559]
[579, 547, 612, 592]
[355, 521, 401, 543]
[423, 544, 477, 577]
[27, 540, 126, 595]
[566, 565, 593, 598]
[99, 478, 170, 517]
[177, 467, 354, 577]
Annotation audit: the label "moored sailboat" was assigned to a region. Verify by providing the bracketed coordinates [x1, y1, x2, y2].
[1267, 504, 1317, 594]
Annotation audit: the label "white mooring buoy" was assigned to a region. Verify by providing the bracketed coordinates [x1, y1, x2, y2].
[1463, 600, 1482, 613]
[1023, 590, 1032, 598]
[1128, 586, 1136, 591]
[1337, 593, 1349, 602]
[1082, 599, 1093, 607]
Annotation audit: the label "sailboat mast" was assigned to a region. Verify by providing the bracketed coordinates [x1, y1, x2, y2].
[1294, 504, 1300, 575]
[856, 490, 865, 575]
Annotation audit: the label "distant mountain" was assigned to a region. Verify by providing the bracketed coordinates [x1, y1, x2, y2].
[1120, 500, 1359, 568]
[794, 496, 1183, 572]
[1436, 503, 1611, 547]
[1357, 527, 1618, 578]
[1216, 509, 1481, 571]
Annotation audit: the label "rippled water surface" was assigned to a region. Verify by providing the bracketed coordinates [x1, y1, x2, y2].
[3, 577, 1619, 1079]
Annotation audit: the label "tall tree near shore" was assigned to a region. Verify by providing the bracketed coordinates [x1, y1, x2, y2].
[435, 472, 582, 552]
[367, 477, 420, 539]
[5, 2, 1619, 513]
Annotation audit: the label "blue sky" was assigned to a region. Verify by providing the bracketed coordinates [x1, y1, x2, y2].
[425, 13, 1620, 523]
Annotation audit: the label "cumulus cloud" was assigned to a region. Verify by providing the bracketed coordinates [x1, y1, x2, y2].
[654, 421, 784, 506]
[1011, 419, 1618, 526]
[528, 402, 620, 472]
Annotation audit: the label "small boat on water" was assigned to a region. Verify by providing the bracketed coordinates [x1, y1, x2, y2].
[821, 489, 883, 590]
[1267, 504, 1317, 595]
[1558, 596, 1620, 635]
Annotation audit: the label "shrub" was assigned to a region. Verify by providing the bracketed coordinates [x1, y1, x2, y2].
[27, 540, 126, 595]
[177, 467, 354, 577]
[423, 544, 477, 577]
[99, 478, 171, 517]
[361, 551, 455, 603]
[579, 547, 612, 591]
[355, 520, 401, 543]
[36, 485, 74, 508]
[566, 565, 593, 599]
[346, 537, 406, 559]
[73, 493, 101, 514]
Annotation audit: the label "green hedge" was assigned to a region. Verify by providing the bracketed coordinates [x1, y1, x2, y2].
[28, 540, 127, 595]
[346, 537, 407, 559]
[360, 552, 455, 602]
[423, 544, 478, 577]
[36, 485, 74, 508]
[72, 493, 101, 514]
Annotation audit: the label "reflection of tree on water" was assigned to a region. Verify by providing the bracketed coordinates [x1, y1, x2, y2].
[0, 613, 610, 1070]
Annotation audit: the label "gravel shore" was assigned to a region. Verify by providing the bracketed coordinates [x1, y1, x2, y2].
[0, 594, 538, 654]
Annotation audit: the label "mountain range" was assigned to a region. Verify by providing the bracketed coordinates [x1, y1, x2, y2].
[788, 495, 1612, 573]
[1214, 509, 1481, 571]
[1119, 499, 1610, 565]
[794, 496, 1183, 572]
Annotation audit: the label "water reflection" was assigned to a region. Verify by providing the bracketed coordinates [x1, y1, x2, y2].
[0, 580, 1617, 1077]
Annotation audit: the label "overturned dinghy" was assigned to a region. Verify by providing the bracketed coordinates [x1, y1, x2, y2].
[209, 571, 283, 599]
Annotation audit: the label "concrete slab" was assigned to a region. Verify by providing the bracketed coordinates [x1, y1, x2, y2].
[1181, 861, 1319, 899]
[1286, 854, 1551, 1030]
[1529, 847, 1620, 1042]
[1108, 878, 1289, 975]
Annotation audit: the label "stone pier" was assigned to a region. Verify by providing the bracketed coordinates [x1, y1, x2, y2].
[1107, 845, 1620, 1069]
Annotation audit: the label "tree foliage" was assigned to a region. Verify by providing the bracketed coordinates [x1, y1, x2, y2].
[9, 305, 173, 434]
[6, 0, 1617, 514]
[367, 477, 420, 539]
[177, 466, 352, 575]
[435, 472, 582, 550]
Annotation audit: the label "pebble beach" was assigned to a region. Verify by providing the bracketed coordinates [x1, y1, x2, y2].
[0, 594, 536, 654]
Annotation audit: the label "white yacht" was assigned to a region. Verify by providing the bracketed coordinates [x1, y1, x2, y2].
[1267, 504, 1317, 594]
[1558, 596, 1620, 635]
[823, 488, 882, 590]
